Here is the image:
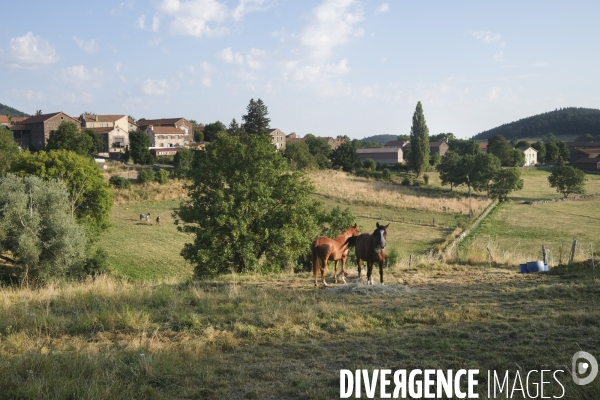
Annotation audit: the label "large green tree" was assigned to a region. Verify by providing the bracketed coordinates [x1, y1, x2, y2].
[175, 134, 323, 277]
[472, 152, 502, 195]
[0, 174, 86, 284]
[128, 130, 154, 164]
[0, 126, 19, 175]
[283, 142, 317, 170]
[331, 140, 361, 172]
[437, 150, 462, 190]
[10, 150, 112, 238]
[46, 121, 93, 156]
[531, 141, 546, 163]
[409, 101, 430, 177]
[242, 98, 270, 135]
[548, 166, 587, 198]
[203, 121, 227, 142]
[304, 134, 332, 169]
[173, 148, 195, 177]
[490, 168, 524, 201]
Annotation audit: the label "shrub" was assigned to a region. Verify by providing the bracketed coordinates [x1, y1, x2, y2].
[109, 175, 131, 189]
[155, 169, 169, 184]
[382, 169, 392, 181]
[138, 168, 155, 183]
[401, 176, 412, 186]
[423, 174, 430, 185]
[387, 248, 399, 267]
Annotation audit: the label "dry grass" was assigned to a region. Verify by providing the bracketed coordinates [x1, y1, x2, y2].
[309, 169, 491, 216]
[111, 180, 188, 205]
[0, 264, 598, 399]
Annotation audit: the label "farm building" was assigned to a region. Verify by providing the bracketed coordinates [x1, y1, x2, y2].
[518, 146, 538, 166]
[357, 148, 403, 165]
[384, 140, 449, 156]
[150, 147, 182, 157]
[572, 157, 600, 171]
[10, 112, 81, 151]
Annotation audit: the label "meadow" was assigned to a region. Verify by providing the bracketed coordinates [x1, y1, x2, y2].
[1, 168, 600, 399]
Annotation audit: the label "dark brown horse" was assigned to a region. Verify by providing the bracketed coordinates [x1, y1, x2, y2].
[356, 222, 389, 285]
[311, 224, 360, 286]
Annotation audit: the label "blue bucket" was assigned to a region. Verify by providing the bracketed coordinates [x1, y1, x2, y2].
[544, 264, 548, 272]
[520, 263, 528, 273]
[527, 261, 545, 273]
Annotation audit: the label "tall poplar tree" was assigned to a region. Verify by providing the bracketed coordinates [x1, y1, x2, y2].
[409, 101, 430, 177]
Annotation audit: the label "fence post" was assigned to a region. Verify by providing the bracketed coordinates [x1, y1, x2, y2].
[568, 239, 577, 265]
[542, 245, 548, 265]
[409, 255, 413, 269]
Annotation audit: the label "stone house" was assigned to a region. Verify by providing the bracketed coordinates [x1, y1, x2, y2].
[137, 118, 193, 143]
[145, 126, 186, 148]
[518, 146, 538, 166]
[79, 114, 134, 158]
[357, 148, 403, 165]
[385, 140, 449, 157]
[267, 128, 286, 150]
[10, 112, 80, 151]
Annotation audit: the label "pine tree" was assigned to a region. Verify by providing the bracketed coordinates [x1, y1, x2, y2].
[409, 101, 430, 177]
[242, 98, 271, 135]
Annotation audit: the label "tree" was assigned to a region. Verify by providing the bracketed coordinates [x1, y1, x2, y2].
[283, 142, 317, 170]
[545, 141, 560, 163]
[227, 118, 245, 137]
[449, 138, 480, 156]
[331, 140, 361, 172]
[203, 121, 227, 142]
[128, 130, 154, 164]
[511, 149, 525, 167]
[437, 150, 462, 190]
[155, 169, 169, 184]
[363, 158, 376, 171]
[304, 134, 332, 169]
[175, 134, 322, 277]
[0, 126, 19, 175]
[472, 153, 501, 195]
[193, 127, 204, 142]
[242, 98, 270, 135]
[487, 135, 515, 166]
[409, 101, 430, 177]
[490, 168, 524, 201]
[84, 128, 105, 154]
[557, 141, 570, 164]
[531, 141, 546, 163]
[10, 150, 112, 239]
[173, 148, 195, 177]
[138, 168, 155, 183]
[430, 152, 441, 166]
[548, 166, 586, 198]
[46, 121, 93, 156]
[0, 174, 86, 284]
[430, 132, 456, 143]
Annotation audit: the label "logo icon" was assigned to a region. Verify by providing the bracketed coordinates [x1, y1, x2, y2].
[572, 351, 598, 385]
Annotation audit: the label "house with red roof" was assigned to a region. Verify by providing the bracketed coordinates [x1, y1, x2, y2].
[10, 112, 80, 150]
[79, 114, 135, 158]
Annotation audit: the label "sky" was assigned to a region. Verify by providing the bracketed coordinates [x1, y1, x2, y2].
[1, 0, 600, 139]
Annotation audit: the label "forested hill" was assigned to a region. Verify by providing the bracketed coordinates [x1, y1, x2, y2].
[473, 107, 600, 140]
[360, 134, 397, 144]
[0, 102, 29, 117]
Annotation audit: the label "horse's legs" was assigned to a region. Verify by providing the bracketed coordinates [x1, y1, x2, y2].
[379, 261, 384, 285]
[320, 255, 329, 286]
[333, 260, 339, 284]
[366, 262, 373, 285]
[357, 258, 362, 278]
[340, 255, 347, 284]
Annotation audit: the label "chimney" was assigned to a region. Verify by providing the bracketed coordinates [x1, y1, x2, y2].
[95, 115, 98, 122]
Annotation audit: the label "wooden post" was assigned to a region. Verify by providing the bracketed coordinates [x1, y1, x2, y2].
[542, 245, 548, 265]
[432, 218, 435, 227]
[568, 239, 577, 265]
[591, 243, 595, 269]
[409, 255, 413, 269]
[559, 244, 563, 266]
[486, 247, 494, 267]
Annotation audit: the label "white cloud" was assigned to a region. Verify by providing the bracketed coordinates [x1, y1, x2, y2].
[152, 16, 161, 32]
[291, 59, 350, 83]
[493, 51, 504, 62]
[232, 0, 268, 21]
[114, 62, 123, 72]
[73, 36, 99, 54]
[111, 1, 134, 16]
[62, 92, 95, 105]
[8, 89, 44, 102]
[135, 14, 146, 29]
[377, 3, 389, 13]
[217, 47, 244, 64]
[7, 32, 59, 68]
[271, 29, 298, 43]
[142, 79, 169, 95]
[487, 86, 502, 101]
[61, 65, 104, 88]
[156, 0, 229, 37]
[469, 30, 502, 44]
[148, 38, 163, 46]
[301, 0, 364, 60]
[187, 61, 216, 86]
[246, 48, 267, 69]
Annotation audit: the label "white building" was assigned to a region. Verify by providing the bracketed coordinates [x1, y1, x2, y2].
[518, 146, 538, 166]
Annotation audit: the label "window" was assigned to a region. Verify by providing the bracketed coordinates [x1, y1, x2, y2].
[113, 137, 124, 148]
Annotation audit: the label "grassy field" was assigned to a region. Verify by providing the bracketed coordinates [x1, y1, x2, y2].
[464, 170, 600, 266]
[0, 263, 598, 398]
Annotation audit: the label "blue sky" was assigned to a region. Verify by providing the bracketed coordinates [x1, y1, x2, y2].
[1, 0, 599, 139]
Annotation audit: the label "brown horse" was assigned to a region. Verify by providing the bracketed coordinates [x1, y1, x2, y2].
[311, 224, 360, 286]
[356, 222, 389, 285]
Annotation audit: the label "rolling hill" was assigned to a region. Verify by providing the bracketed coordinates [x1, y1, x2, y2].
[0, 102, 29, 117]
[360, 134, 397, 144]
[473, 107, 600, 140]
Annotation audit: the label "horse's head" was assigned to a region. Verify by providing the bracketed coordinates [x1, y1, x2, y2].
[346, 223, 360, 238]
[373, 222, 389, 250]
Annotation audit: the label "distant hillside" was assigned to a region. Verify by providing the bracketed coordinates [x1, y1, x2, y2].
[360, 134, 397, 144]
[0, 102, 29, 118]
[473, 107, 600, 141]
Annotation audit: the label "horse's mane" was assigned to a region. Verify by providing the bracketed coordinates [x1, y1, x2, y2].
[344, 235, 357, 248]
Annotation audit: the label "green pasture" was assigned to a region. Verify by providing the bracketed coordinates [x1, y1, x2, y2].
[96, 200, 193, 280]
[467, 170, 600, 264]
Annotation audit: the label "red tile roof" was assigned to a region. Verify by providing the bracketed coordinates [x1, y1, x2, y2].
[0, 116, 10, 124]
[81, 114, 126, 123]
[149, 126, 184, 134]
[21, 112, 79, 125]
[137, 118, 185, 127]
